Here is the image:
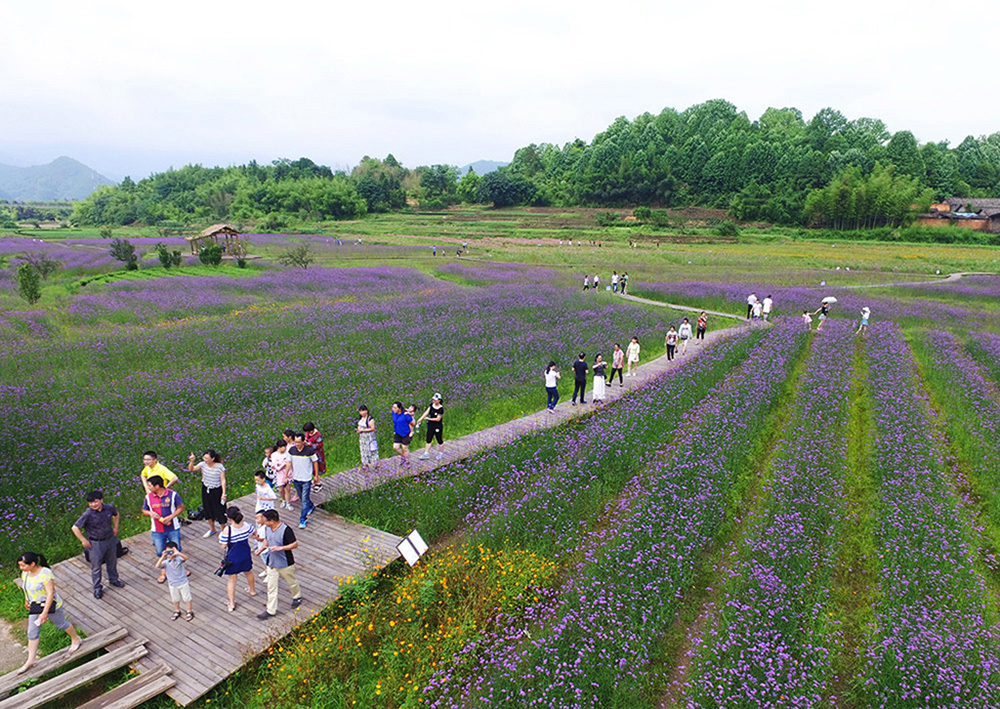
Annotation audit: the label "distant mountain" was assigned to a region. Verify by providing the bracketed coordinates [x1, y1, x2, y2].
[0, 156, 113, 201]
[458, 160, 508, 176]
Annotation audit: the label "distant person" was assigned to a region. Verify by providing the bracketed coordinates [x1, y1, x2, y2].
[610, 344, 625, 387]
[762, 295, 774, 321]
[697, 312, 708, 342]
[288, 433, 319, 529]
[256, 509, 303, 621]
[544, 361, 561, 412]
[802, 310, 813, 330]
[752, 300, 763, 321]
[219, 507, 257, 613]
[679, 318, 693, 355]
[416, 393, 445, 460]
[571, 352, 589, 405]
[391, 402, 414, 464]
[140, 450, 178, 495]
[583, 275, 590, 291]
[611, 271, 619, 293]
[142, 475, 185, 584]
[302, 422, 325, 491]
[155, 541, 194, 621]
[71, 490, 124, 599]
[592, 354, 607, 403]
[812, 301, 830, 331]
[356, 405, 379, 470]
[16, 552, 82, 674]
[626, 337, 641, 377]
[746, 293, 758, 320]
[620, 272, 629, 295]
[856, 306, 871, 335]
[432, 245, 437, 256]
[255, 470, 278, 513]
[593, 274, 600, 291]
[188, 449, 227, 538]
[665, 326, 678, 361]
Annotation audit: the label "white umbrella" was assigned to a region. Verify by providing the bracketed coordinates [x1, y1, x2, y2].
[822, 296, 838, 304]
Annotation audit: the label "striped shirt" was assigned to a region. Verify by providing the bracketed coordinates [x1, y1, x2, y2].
[194, 461, 225, 488]
[219, 522, 254, 545]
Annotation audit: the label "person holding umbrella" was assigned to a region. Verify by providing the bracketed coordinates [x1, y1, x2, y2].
[813, 297, 837, 332]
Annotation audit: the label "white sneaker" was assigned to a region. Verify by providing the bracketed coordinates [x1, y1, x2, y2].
[259, 570, 268, 579]
[419, 453, 430, 460]
[202, 529, 216, 538]
[436, 452, 444, 459]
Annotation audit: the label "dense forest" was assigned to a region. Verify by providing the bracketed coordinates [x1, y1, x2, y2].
[69, 100, 1000, 229]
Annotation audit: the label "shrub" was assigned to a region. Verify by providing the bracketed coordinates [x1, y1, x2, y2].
[596, 212, 620, 226]
[109, 238, 138, 270]
[155, 243, 173, 269]
[277, 242, 314, 269]
[198, 244, 224, 267]
[170, 250, 183, 267]
[17, 263, 41, 304]
[21, 253, 60, 280]
[715, 220, 740, 237]
[633, 206, 652, 222]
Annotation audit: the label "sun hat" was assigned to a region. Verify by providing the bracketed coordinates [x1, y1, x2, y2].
[432, 392, 442, 401]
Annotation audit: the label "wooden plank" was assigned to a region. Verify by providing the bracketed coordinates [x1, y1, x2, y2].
[0, 642, 148, 709]
[76, 663, 174, 709]
[0, 625, 128, 699]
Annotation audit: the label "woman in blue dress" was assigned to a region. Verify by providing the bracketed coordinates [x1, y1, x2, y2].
[219, 506, 257, 612]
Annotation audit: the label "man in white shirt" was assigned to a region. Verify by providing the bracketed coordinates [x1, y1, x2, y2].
[746, 293, 758, 320]
[762, 295, 773, 321]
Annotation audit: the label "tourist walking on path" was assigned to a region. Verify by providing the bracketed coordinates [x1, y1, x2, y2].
[544, 362, 561, 412]
[155, 542, 193, 621]
[856, 306, 871, 335]
[583, 275, 590, 291]
[288, 434, 318, 529]
[802, 311, 813, 330]
[261, 445, 277, 488]
[594, 274, 600, 291]
[391, 402, 414, 463]
[271, 440, 292, 511]
[762, 295, 773, 321]
[256, 510, 302, 620]
[665, 327, 678, 361]
[609, 344, 625, 386]
[678, 318, 693, 355]
[592, 355, 607, 403]
[626, 337, 641, 377]
[696, 311, 708, 342]
[746, 292, 758, 320]
[188, 450, 227, 538]
[813, 301, 831, 331]
[620, 272, 629, 295]
[302, 422, 325, 491]
[416, 394, 445, 460]
[357, 406, 379, 469]
[752, 300, 763, 321]
[16, 552, 81, 674]
[255, 471, 278, 513]
[140, 450, 178, 495]
[71, 490, 124, 599]
[612, 271, 619, 293]
[219, 507, 257, 612]
[571, 353, 589, 405]
[143, 476, 185, 584]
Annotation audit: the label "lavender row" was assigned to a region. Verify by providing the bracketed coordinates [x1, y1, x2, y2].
[862, 323, 1000, 707]
[425, 322, 807, 707]
[686, 321, 853, 707]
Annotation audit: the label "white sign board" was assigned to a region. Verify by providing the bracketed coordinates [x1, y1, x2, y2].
[396, 529, 429, 567]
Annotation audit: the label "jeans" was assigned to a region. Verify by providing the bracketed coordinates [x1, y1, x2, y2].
[89, 537, 120, 592]
[609, 367, 623, 385]
[666, 344, 675, 360]
[293, 480, 315, 525]
[151, 529, 181, 556]
[572, 380, 586, 403]
[546, 386, 559, 410]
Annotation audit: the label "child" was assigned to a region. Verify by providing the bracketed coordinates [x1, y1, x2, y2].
[802, 310, 813, 330]
[155, 541, 193, 621]
[255, 470, 278, 513]
[254, 510, 269, 579]
[261, 445, 276, 488]
[302, 422, 325, 491]
[271, 440, 292, 510]
[407, 405, 418, 438]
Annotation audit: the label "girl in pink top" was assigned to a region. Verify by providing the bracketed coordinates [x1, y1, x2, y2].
[609, 343, 625, 387]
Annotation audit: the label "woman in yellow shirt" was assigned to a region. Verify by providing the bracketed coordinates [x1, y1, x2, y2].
[17, 552, 81, 674]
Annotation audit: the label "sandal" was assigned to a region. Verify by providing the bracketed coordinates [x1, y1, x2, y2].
[171, 611, 182, 621]
[157, 575, 166, 584]
[227, 603, 236, 613]
[185, 611, 195, 622]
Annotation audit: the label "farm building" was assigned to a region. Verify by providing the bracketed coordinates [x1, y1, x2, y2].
[914, 198, 1000, 232]
[186, 224, 243, 254]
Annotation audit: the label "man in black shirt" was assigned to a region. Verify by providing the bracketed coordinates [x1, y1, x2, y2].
[71, 490, 124, 598]
[571, 353, 589, 405]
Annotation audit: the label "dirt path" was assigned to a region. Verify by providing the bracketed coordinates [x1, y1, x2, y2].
[838, 271, 997, 289]
[0, 620, 26, 674]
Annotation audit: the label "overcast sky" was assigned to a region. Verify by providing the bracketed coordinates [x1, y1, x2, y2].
[1, 0, 997, 180]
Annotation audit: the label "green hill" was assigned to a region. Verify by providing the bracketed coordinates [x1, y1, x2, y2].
[0, 156, 113, 200]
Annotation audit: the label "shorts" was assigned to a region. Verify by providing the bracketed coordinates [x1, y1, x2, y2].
[819, 314, 827, 321]
[28, 607, 70, 640]
[628, 356, 639, 364]
[169, 582, 192, 604]
[861, 318, 868, 326]
[393, 433, 412, 446]
[426, 426, 443, 445]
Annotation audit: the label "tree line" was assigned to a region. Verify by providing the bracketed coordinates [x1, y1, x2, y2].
[71, 100, 1000, 229]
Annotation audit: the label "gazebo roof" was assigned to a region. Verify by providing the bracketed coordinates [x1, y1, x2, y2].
[186, 224, 240, 242]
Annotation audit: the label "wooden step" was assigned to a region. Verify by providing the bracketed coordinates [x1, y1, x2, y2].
[76, 663, 174, 709]
[0, 625, 128, 699]
[0, 641, 147, 709]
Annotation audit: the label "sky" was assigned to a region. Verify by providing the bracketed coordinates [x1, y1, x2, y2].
[2, 0, 998, 181]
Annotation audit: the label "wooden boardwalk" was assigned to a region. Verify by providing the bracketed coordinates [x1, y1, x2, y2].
[25, 296, 748, 707]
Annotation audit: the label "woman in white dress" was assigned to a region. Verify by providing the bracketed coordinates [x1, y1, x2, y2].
[626, 337, 641, 377]
[592, 355, 607, 402]
[357, 405, 379, 470]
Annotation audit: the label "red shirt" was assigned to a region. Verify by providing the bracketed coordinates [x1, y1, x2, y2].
[143, 490, 183, 532]
[304, 429, 326, 471]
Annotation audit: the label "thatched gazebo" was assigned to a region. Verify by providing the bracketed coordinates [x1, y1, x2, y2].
[186, 224, 242, 254]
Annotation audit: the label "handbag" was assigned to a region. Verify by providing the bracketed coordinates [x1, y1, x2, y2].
[214, 524, 232, 577]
